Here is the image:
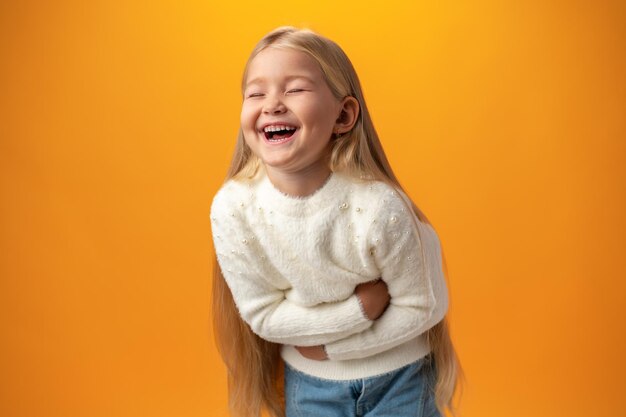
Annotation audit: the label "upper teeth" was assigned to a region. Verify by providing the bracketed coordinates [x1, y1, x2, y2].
[264, 125, 297, 132]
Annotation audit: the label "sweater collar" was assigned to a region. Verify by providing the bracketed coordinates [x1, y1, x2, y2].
[255, 169, 346, 217]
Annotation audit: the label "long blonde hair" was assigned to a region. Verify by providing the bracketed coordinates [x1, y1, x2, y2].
[212, 26, 465, 417]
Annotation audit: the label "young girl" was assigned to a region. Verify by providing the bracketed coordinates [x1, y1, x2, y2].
[210, 26, 464, 417]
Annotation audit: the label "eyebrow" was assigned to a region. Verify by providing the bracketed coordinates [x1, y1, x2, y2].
[245, 74, 316, 87]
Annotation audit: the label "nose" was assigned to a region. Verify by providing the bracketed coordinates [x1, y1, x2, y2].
[262, 93, 287, 114]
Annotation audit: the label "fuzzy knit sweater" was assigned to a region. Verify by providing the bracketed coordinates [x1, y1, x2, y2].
[210, 169, 449, 380]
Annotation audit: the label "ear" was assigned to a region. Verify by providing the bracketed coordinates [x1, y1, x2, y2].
[333, 96, 360, 136]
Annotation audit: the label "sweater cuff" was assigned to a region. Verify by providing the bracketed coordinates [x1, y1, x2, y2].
[355, 293, 369, 320]
[352, 293, 371, 321]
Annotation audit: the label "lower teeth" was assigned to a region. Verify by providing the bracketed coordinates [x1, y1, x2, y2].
[268, 133, 294, 142]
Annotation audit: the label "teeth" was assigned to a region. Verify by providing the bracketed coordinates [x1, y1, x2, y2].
[263, 125, 297, 132]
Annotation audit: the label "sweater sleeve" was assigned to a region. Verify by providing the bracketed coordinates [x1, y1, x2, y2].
[323, 190, 449, 361]
[210, 188, 373, 346]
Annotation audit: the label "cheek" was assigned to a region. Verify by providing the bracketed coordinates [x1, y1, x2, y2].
[242, 130, 258, 150]
[305, 103, 339, 131]
[240, 106, 256, 129]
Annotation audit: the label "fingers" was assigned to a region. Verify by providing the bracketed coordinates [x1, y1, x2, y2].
[294, 345, 328, 361]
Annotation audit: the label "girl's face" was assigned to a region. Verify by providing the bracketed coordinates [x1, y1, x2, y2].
[241, 47, 343, 174]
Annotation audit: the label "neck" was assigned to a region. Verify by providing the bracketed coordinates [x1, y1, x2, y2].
[264, 162, 332, 198]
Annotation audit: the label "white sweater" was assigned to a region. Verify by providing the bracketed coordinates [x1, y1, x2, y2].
[210, 169, 449, 380]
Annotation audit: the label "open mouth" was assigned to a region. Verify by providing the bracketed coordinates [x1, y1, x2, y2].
[263, 127, 298, 143]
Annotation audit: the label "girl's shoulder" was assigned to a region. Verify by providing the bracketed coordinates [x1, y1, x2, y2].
[341, 175, 421, 224]
[210, 177, 256, 216]
[340, 174, 402, 205]
[337, 171, 390, 191]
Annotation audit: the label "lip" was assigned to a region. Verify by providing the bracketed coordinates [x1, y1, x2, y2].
[261, 126, 299, 146]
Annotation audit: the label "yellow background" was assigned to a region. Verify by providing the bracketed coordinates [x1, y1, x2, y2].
[1, 1, 625, 416]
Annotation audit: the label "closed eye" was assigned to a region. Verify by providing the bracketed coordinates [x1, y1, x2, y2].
[246, 89, 306, 98]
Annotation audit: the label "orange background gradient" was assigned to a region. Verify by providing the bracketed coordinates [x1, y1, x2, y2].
[1, 1, 625, 416]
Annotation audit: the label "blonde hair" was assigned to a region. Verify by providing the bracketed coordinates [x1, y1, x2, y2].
[212, 26, 465, 417]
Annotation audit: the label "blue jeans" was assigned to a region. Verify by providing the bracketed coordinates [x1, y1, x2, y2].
[284, 355, 441, 417]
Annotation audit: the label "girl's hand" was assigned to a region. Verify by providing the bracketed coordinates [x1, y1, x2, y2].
[294, 345, 328, 361]
[355, 278, 390, 320]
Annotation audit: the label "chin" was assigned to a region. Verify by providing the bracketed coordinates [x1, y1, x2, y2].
[259, 148, 297, 163]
